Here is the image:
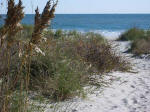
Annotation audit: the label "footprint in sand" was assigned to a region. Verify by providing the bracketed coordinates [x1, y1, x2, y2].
[111, 105, 118, 110]
[122, 98, 128, 106]
[140, 94, 146, 99]
[132, 98, 138, 104]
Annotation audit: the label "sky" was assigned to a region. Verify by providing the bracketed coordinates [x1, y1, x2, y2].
[0, 0, 150, 14]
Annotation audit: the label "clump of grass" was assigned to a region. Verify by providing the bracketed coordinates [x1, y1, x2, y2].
[0, 0, 25, 111]
[118, 28, 146, 41]
[0, 0, 58, 111]
[29, 55, 85, 101]
[130, 37, 150, 55]
[0, 0, 24, 48]
[77, 37, 129, 73]
[30, 0, 58, 45]
[28, 36, 89, 101]
[118, 28, 150, 55]
[27, 31, 130, 101]
[54, 29, 63, 38]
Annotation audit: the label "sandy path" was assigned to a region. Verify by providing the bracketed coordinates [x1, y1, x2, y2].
[45, 41, 150, 112]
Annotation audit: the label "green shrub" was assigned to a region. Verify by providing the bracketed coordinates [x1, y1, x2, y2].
[27, 31, 130, 101]
[118, 28, 146, 41]
[29, 39, 88, 101]
[54, 29, 63, 38]
[67, 30, 81, 38]
[76, 39, 129, 73]
[118, 28, 150, 55]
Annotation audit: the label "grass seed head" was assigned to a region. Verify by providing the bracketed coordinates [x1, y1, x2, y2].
[31, 0, 58, 45]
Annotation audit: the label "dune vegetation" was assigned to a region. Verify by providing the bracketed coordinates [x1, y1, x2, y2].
[118, 28, 150, 55]
[0, 0, 130, 111]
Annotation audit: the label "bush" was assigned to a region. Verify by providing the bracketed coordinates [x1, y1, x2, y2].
[29, 56, 84, 101]
[118, 28, 150, 55]
[130, 38, 150, 55]
[28, 38, 88, 101]
[77, 38, 129, 73]
[118, 28, 146, 41]
[27, 31, 130, 101]
[54, 29, 63, 38]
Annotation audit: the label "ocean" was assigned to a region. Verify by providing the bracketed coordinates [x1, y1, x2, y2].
[1, 14, 150, 38]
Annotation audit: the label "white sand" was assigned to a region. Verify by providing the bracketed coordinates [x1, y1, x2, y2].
[45, 41, 150, 112]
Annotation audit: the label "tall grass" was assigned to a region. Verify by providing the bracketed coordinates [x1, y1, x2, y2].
[0, 0, 58, 111]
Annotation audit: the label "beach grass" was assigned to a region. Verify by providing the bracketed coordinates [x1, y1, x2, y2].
[0, 0, 58, 111]
[28, 30, 130, 101]
[118, 28, 150, 55]
[118, 28, 146, 41]
[0, 0, 130, 111]
[0, 24, 130, 111]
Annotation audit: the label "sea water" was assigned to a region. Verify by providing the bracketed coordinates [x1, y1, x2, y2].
[1, 14, 150, 38]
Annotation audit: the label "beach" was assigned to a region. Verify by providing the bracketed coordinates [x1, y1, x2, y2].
[45, 39, 150, 112]
[1, 1, 150, 111]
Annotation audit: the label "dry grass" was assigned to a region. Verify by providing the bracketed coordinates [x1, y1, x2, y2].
[0, 0, 58, 111]
[131, 38, 150, 55]
[77, 40, 129, 73]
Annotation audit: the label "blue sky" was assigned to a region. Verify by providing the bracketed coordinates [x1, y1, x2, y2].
[0, 0, 150, 14]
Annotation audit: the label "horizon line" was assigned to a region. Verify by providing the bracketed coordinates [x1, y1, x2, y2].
[30, 13, 150, 14]
[12, 13, 150, 15]
[1, 13, 150, 15]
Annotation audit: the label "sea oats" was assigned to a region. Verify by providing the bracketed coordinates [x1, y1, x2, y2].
[0, 0, 24, 48]
[31, 0, 58, 45]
